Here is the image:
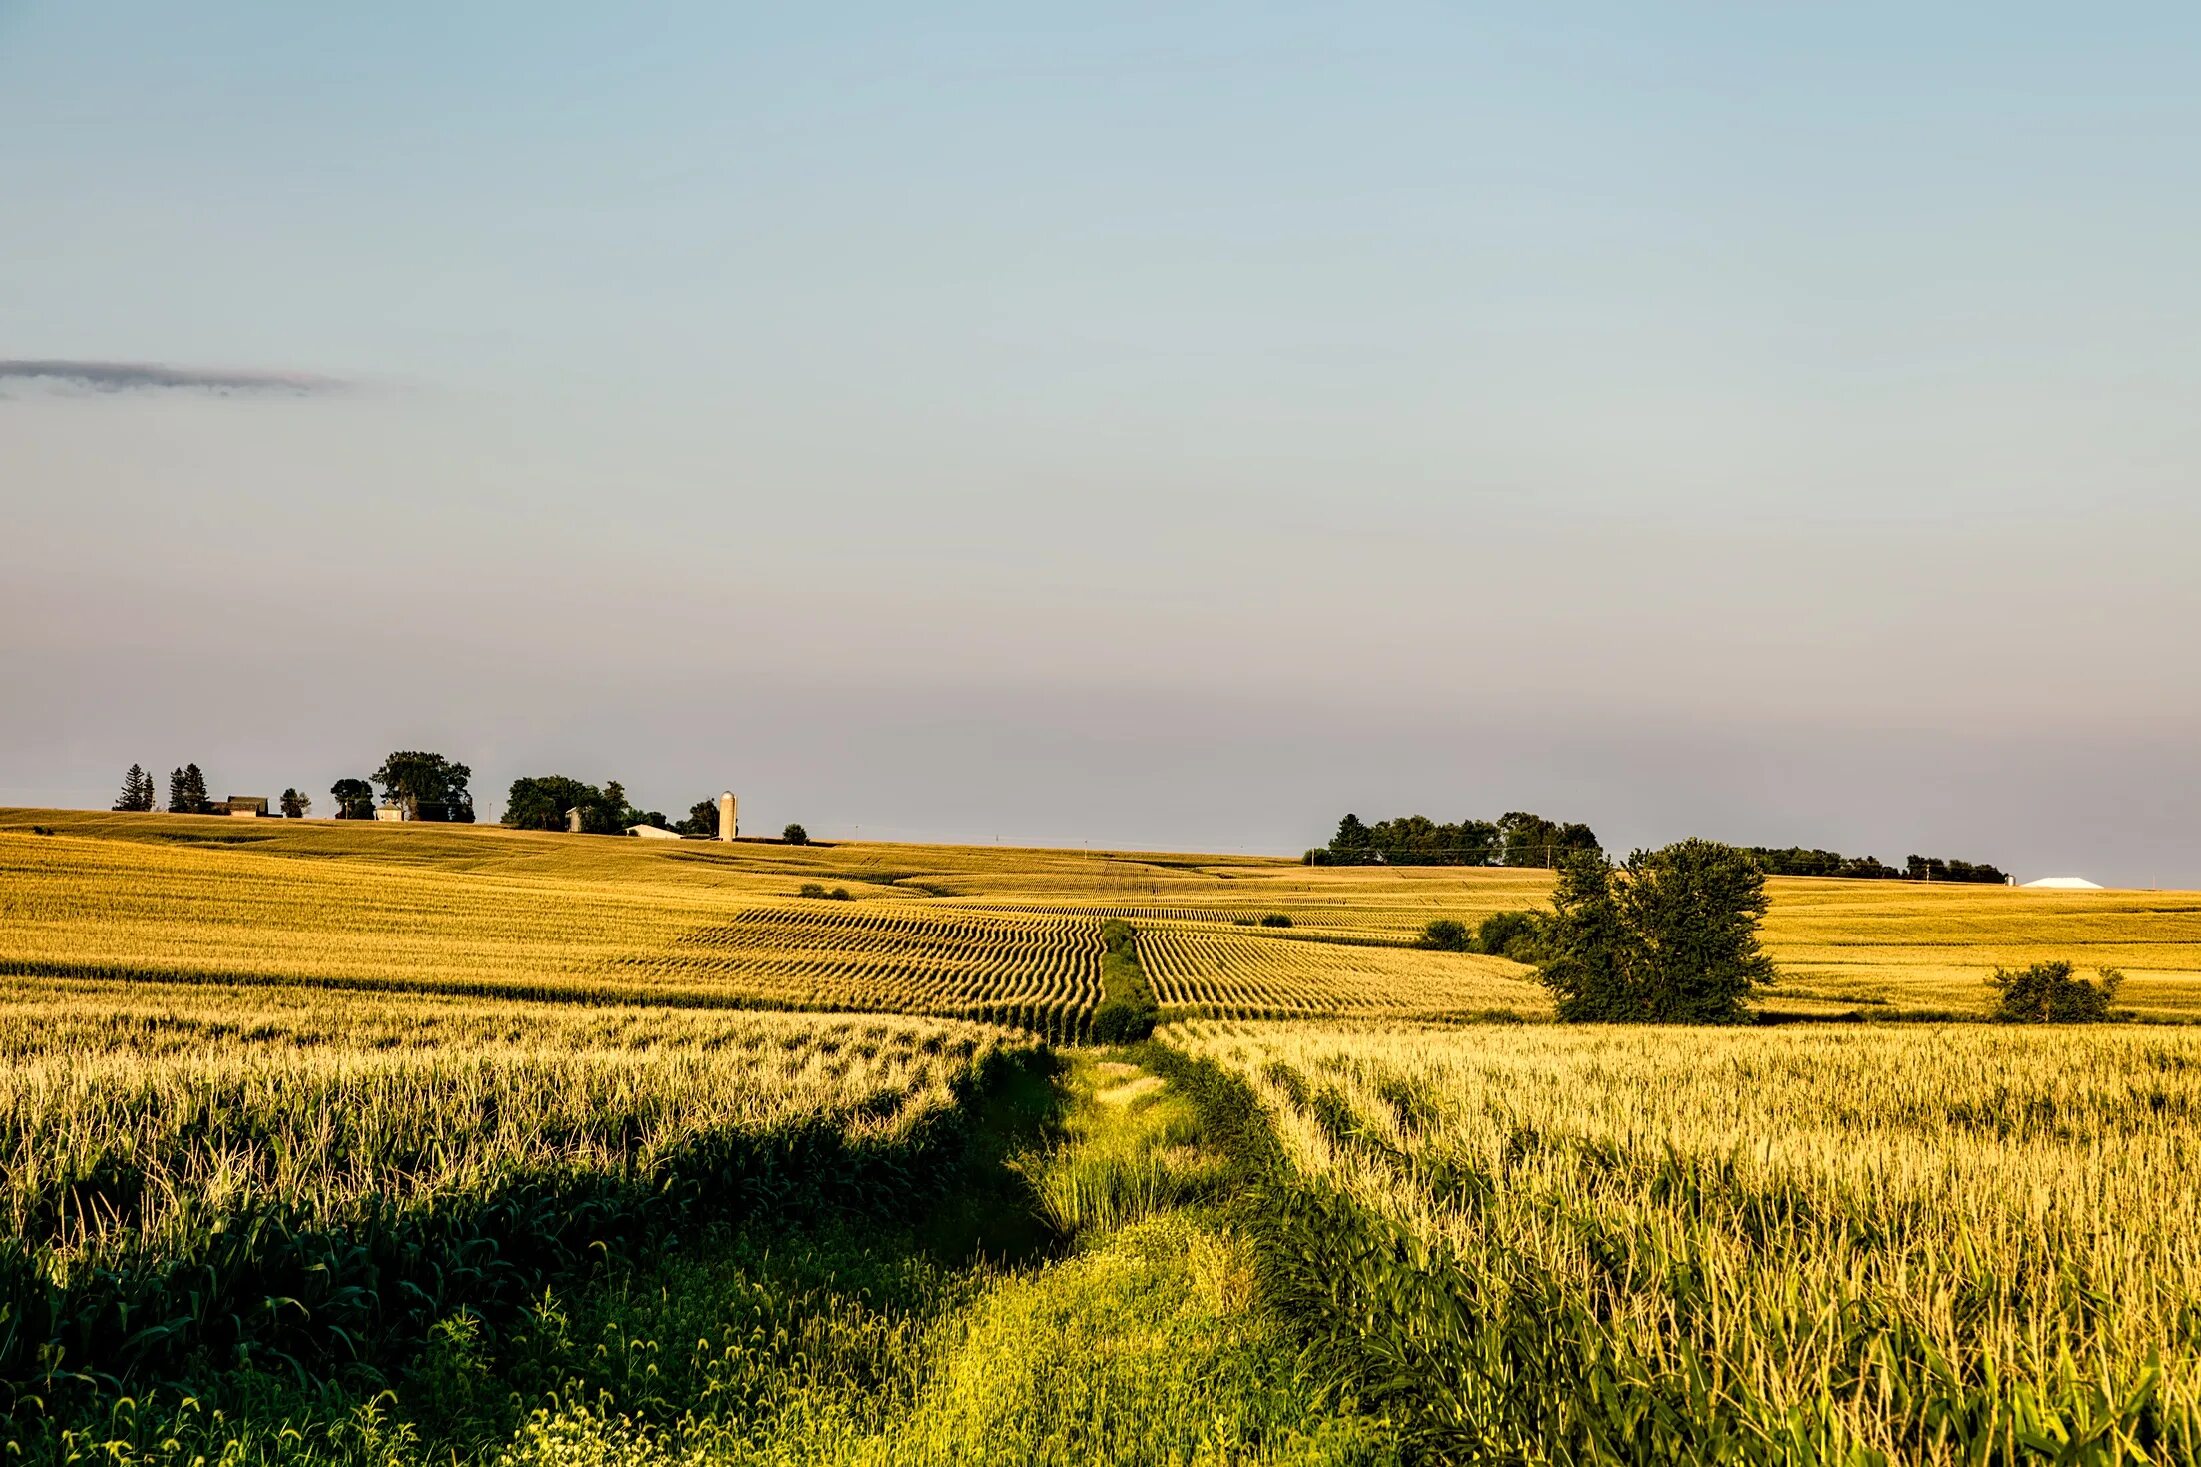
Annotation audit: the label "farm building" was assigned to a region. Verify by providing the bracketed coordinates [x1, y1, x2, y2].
[2022, 875, 2104, 890]
[374, 801, 458, 822]
[214, 796, 269, 818]
[629, 824, 682, 840]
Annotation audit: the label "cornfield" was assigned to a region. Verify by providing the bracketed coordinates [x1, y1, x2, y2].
[1174, 1020, 2201, 1462]
[0, 973, 1035, 1430]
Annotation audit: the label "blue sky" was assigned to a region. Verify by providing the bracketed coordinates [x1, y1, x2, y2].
[3, 4, 2198, 881]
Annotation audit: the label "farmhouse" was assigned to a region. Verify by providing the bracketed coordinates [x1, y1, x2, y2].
[629, 823, 682, 840]
[213, 796, 269, 818]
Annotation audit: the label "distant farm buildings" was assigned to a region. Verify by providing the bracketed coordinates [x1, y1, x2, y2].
[375, 801, 460, 822]
[629, 823, 681, 840]
[213, 796, 269, 818]
[2022, 875, 2105, 890]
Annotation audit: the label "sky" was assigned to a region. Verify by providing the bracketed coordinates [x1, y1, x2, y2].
[2, 3, 2197, 884]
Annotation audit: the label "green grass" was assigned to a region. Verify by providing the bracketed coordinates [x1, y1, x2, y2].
[21, 1049, 1396, 1467]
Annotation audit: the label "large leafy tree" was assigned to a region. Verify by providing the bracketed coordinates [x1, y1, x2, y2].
[279, 788, 310, 818]
[504, 775, 626, 834]
[1497, 812, 1601, 868]
[330, 778, 375, 819]
[1536, 839, 1775, 1024]
[372, 751, 475, 823]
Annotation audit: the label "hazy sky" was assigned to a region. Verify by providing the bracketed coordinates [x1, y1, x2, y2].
[4, 4, 2197, 883]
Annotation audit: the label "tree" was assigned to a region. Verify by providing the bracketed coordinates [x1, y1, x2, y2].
[372, 751, 475, 823]
[1476, 909, 1544, 960]
[1329, 813, 1375, 865]
[330, 778, 375, 820]
[166, 764, 210, 815]
[681, 798, 721, 838]
[1418, 919, 1473, 953]
[1988, 962, 2123, 1022]
[1497, 812, 1601, 868]
[504, 775, 624, 834]
[113, 765, 155, 812]
[783, 823, 809, 846]
[279, 788, 310, 818]
[1535, 840, 1774, 1024]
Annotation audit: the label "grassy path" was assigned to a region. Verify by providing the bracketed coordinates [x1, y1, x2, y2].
[75, 1050, 1395, 1467]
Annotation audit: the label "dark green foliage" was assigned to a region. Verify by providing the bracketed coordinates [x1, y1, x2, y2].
[1318, 810, 1598, 867]
[1744, 847, 2009, 884]
[503, 775, 624, 833]
[1476, 909, 1544, 960]
[1418, 919, 1473, 953]
[783, 823, 809, 845]
[165, 764, 209, 814]
[112, 765, 155, 812]
[1537, 840, 1774, 1024]
[279, 788, 308, 818]
[795, 884, 852, 900]
[1988, 962, 2124, 1022]
[1496, 811, 1601, 868]
[329, 777, 375, 820]
[1746, 846, 1905, 880]
[1258, 913, 1293, 929]
[373, 752, 475, 823]
[1091, 920, 1159, 1043]
[1906, 853, 2010, 885]
[30, 826, 54, 837]
[681, 798, 722, 837]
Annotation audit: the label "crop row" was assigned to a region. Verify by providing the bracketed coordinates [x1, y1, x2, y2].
[1175, 1020, 2201, 1463]
[1135, 925, 1545, 1019]
[0, 981, 1039, 1436]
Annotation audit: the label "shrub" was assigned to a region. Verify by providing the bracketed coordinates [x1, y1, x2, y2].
[30, 826, 55, 837]
[1536, 840, 1774, 1024]
[1092, 919, 1159, 1043]
[783, 824, 810, 845]
[797, 883, 826, 899]
[1418, 919, 1473, 953]
[1258, 913, 1293, 929]
[1988, 962, 2124, 1022]
[1476, 910, 1543, 960]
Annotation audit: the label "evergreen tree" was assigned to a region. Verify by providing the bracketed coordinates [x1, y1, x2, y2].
[114, 764, 154, 812]
[166, 767, 189, 814]
[169, 763, 210, 814]
[280, 788, 309, 818]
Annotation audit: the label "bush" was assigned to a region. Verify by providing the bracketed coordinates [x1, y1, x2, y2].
[783, 824, 809, 845]
[1092, 919, 1159, 1043]
[1535, 840, 1774, 1025]
[1418, 919, 1473, 953]
[1988, 962, 2124, 1022]
[1258, 913, 1293, 929]
[1475, 910, 1543, 960]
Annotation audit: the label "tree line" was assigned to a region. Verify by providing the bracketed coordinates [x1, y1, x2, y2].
[1304, 809, 2008, 884]
[1307, 811, 1601, 868]
[1741, 847, 2009, 885]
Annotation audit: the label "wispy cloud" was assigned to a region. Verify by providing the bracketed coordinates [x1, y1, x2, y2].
[0, 360, 347, 396]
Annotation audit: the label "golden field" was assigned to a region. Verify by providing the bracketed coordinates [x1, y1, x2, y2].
[1175, 1019, 2201, 1459]
[5, 806, 2199, 1022]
